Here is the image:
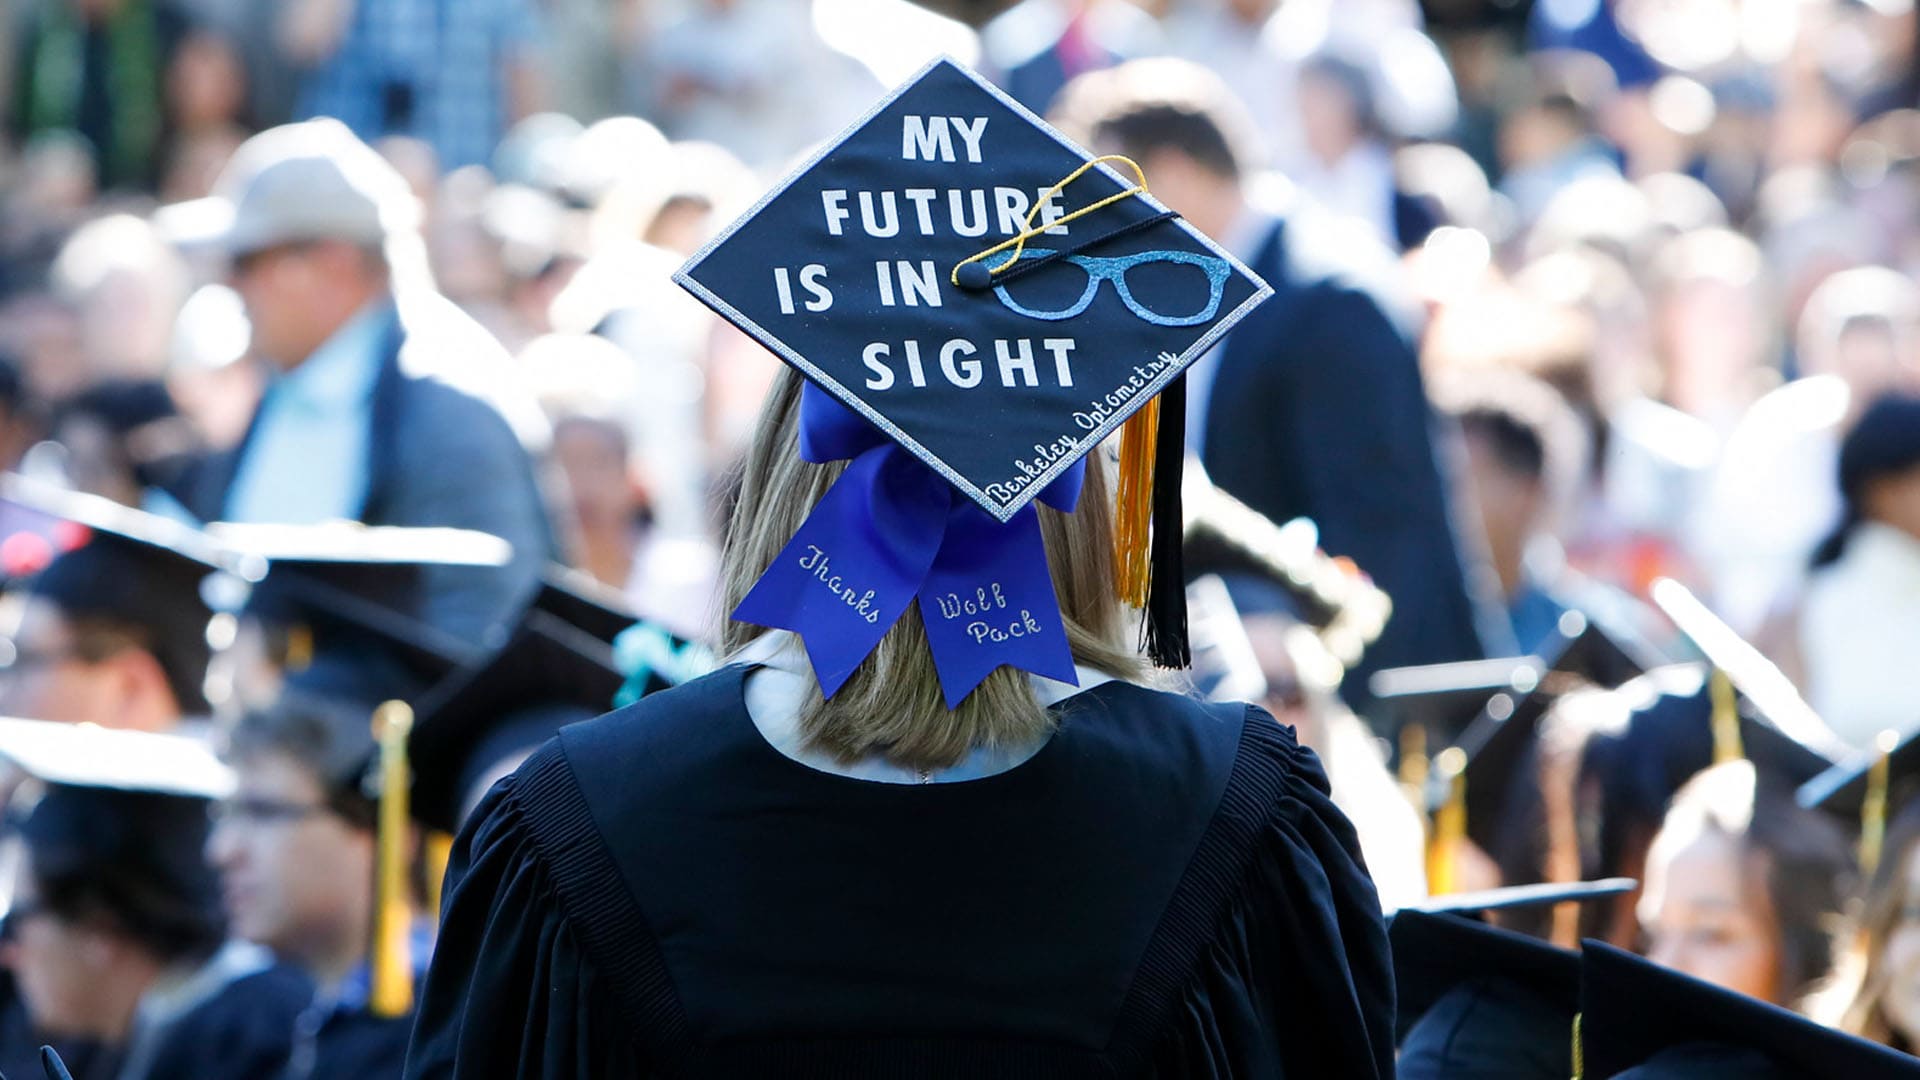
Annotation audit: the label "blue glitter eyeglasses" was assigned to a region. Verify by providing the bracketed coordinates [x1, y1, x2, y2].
[991, 248, 1231, 327]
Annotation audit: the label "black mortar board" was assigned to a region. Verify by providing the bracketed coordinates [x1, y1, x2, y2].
[1579, 939, 1920, 1079]
[1369, 655, 1545, 759]
[673, 57, 1270, 524]
[1650, 577, 1849, 763]
[1799, 727, 1920, 821]
[528, 565, 641, 647]
[1390, 882, 1631, 1080]
[1453, 617, 1650, 850]
[0, 719, 232, 950]
[2, 477, 230, 715]
[408, 610, 624, 833]
[214, 524, 504, 705]
[676, 58, 1273, 682]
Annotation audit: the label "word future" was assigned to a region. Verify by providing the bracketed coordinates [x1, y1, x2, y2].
[769, 115, 1090, 392]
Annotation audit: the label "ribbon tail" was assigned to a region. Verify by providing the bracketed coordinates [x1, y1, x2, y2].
[918, 503, 1078, 709]
[733, 449, 947, 696]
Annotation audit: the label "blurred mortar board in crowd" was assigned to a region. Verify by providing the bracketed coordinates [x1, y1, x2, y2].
[155, 118, 417, 262]
[0, 475, 239, 716]
[1578, 939, 1920, 1079]
[1369, 655, 1544, 770]
[0, 720, 233, 953]
[1448, 613, 1654, 855]
[208, 523, 505, 709]
[0, 716, 234, 802]
[1390, 879, 1633, 1071]
[1799, 725, 1920, 877]
[1181, 463, 1392, 683]
[409, 605, 625, 835]
[1634, 578, 1849, 792]
[527, 566, 713, 705]
[1183, 575, 1268, 705]
[1651, 577, 1847, 756]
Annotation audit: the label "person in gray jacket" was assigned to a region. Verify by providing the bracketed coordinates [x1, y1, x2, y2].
[170, 120, 554, 643]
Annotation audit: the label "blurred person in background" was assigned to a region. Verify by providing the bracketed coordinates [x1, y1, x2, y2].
[1290, 50, 1439, 253]
[1701, 266, 1920, 639]
[1433, 366, 1656, 659]
[157, 27, 251, 202]
[628, 0, 875, 167]
[45, 214, 192, 404]
[1052, 58, 1487, 710]
[0, 730, 311, 1080]
[1800, 393, 1920, 749]
[979, 0, 1159, 117]
[1497, 52, 1623, 226]
[0, 502, 223, 730]
[46, 379, 200, 513]
[522, 332, 717, 640]
[171, 119, 555, 643]
[1637, 758, 1852, 1010]
[209, 691, 417, 1080]
[6, 0, 186, 191]
[282, 0, 546, 172]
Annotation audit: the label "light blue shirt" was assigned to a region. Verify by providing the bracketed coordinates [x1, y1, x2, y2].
[224, 305, 388, 524]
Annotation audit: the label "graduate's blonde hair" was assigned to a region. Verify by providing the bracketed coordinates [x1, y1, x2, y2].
[720, 368, 1140, 772]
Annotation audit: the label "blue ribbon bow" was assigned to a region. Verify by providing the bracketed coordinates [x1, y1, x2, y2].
[733, 383, 1081, 707]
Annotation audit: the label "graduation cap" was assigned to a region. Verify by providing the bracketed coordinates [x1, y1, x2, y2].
[674, 56, 1269, 704]
[528, 566, 642, 647]
[211, 524, 505, 707]
[1453, 617, 1652, 854]
[409, 610, 624, 835]
[1180, 465, 1393, 674]
[1649, 577, 1848, 764]
[1182, 574, 1268, 704]
[1577, 939, 1920, 1079]
[0, 719, 232, 967]
[1798, 727, 1914, 876]
[1391, 881, 1632, 1080]
[1369, 655, 1544, 772]
[1, 477, 233, 715]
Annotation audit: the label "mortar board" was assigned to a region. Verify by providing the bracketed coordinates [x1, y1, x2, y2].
[1391, 881, 1632, 1080]
[409, 610, 624, 833]
[1452, 617, 1649, 851]
[528, 567, 642, 647]
[1369, 655, 1543, 758]
[214, 524, 503, 706]
[674, 56, 1270, 705]
[2, 478, 230, 715]
[0, 719, 232, 956]
[1649, 577, 1848, 763]
[1578, 940, 1920, 1079]
[1798, 726, 1920, 875]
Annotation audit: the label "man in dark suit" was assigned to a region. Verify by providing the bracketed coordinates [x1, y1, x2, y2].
[1054, 60, 1486, 706]
[172, 119, 553, 643]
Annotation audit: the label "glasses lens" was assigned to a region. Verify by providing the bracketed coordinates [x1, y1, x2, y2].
[995, 253, 1093, 319]
[1121, 257, 1220, 322]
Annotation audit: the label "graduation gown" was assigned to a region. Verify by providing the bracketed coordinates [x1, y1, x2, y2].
[406, 665, 1394, 1078]
[135, 957, 311, 1080]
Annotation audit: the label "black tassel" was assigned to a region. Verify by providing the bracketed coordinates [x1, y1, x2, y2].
[1142, 375, 1189, 668]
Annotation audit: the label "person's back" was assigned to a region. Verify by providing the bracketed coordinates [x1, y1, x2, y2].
[410, 660, 1391, 1077]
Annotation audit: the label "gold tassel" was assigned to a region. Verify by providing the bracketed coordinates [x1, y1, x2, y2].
[1861, 729, 1899, 877]
[1398, 723, 1429, 802]
[370, 700, 414, 1019]
[1709, 668, 1743, 765]
[1570, 1012, 1584, 1080]
[1112, 397, 1160, 608]
[424, 831, 454, 928]
[285, 623, 314, 673]
[1426, 747, 1467, 897]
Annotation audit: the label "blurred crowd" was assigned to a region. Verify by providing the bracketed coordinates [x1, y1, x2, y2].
[0, 0, 1919, 1074]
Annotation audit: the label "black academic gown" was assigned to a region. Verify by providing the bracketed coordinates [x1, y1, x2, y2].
[138, 960, 311, 1080]
[405, 665, 1394, 1079]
